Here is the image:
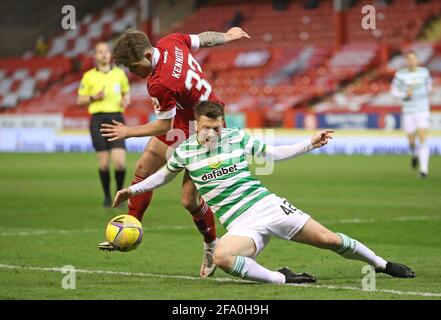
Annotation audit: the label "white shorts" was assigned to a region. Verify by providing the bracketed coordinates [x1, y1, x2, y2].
[402, 111, 430, 134]
[224, 194, 310, 258]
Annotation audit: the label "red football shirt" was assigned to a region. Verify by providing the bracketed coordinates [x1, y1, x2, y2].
[147, 33, 223, 146]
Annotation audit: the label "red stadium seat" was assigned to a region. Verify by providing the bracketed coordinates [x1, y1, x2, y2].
[3, 0, 439, 116]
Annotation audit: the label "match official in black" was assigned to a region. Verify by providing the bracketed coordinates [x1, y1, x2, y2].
[77, 42, 130, 207]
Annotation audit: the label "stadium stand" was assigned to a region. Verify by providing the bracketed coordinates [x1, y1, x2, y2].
[1, 0, 441, 129]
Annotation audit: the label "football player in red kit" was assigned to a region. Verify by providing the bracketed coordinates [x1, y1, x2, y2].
[99, 28, 250, 278]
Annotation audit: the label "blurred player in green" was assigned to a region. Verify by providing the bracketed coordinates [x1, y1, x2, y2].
[391, 51, 432, 178]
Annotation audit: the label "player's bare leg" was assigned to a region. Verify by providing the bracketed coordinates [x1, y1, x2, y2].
[407, 132, 418, 170]
[291, 218, 415, 278]
[128, 137, 168, 221]
[213, 236, 315, 284]
[416, 128, 429, 177]
[97, 150, 111, 207]
[181, 171, 218, 278]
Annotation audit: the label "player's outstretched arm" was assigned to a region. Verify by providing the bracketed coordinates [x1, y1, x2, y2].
[102, 93, 175, 141]
[310, 129, 334, 148]
[100, 118, 173, 141]
[264, 130, 334, 161]
[113, 166, 179, 208]
[198, 27, 250, 48]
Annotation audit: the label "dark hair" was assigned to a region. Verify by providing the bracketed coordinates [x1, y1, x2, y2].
[194, 101, 225, 119]
[112, 29, 152, 65]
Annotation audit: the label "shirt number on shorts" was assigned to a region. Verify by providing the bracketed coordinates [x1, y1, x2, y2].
[185, 54, 212, 102]
[280, 200, 302, 216]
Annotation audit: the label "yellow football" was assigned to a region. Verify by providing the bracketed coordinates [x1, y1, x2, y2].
[105, 214, 143, 252]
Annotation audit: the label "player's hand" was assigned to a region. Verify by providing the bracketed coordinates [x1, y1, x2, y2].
[407, 89, 413, 98]
[113, 188, 132, 208]
[100, 120, 130, 141]
[225, 27, 251, 41]
[93, 87, 105, 101]
[311, 130, 334, 149]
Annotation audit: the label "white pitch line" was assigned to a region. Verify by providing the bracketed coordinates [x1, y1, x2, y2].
[0, 264, 244, 283]
[0, 225, 193, 237]
[291, 283, 441, 298]
[1, 215, 440, 237]
[0, 263, 440, 298]
[322, 215, 441, 225]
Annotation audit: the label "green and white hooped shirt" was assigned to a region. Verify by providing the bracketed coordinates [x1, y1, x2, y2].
[167, 128, 272, 228]
[391, 67, 432, 114]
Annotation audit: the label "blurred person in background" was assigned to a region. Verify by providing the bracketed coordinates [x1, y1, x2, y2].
[77, 42, 131, 207]
[35, 36, 48, 56]
[227, 10, 244, 29]
[391, 51, 432, 178]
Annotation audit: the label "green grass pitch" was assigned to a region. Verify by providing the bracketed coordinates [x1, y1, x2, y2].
[0, 152, 440, 299]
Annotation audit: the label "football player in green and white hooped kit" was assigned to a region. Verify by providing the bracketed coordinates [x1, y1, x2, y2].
[113, 101, 416, 284]
[391, 50, 432, 178]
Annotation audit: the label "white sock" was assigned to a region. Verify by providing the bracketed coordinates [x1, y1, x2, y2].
[228, 256, 285, 284]
[204, 238, 218, 249]
[336, 233, 387, 269]
[418, 142, 430, 174]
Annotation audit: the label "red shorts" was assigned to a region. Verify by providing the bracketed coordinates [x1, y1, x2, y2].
[156, 106, 226, 147]
[156, 108, 194, 147]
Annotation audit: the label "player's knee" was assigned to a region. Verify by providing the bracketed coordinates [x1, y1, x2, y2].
[318, 230, 341, 250]
[213, 248, 233, 271]
[135, 158, 152, 176]
[114, 162, 125, 171]
[98, 163, 110, 171]
[181, 193, 199, 212]
[134, 159, 143, 172]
